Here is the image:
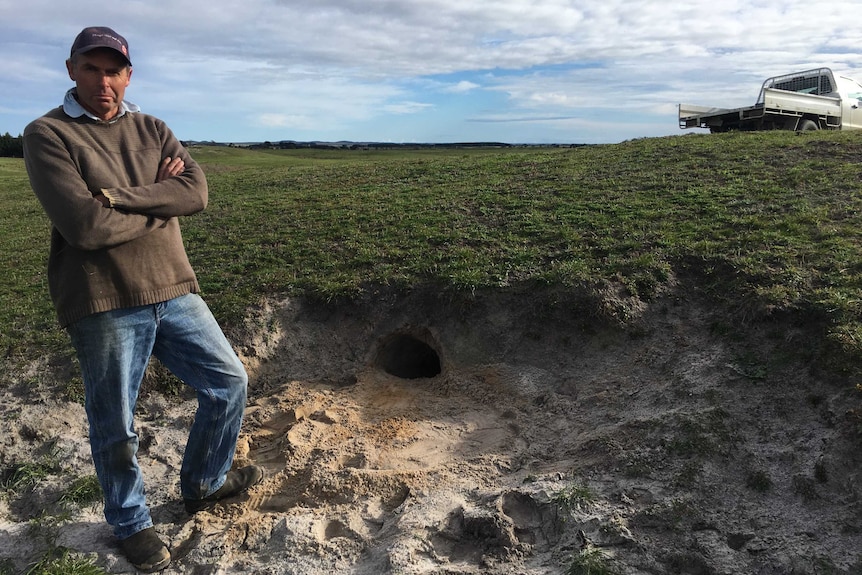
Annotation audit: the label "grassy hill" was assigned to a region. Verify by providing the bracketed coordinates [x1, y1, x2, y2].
[4, 131, 862, 373]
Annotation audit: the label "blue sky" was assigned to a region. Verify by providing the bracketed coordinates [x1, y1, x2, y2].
[2, 0, 862, 144]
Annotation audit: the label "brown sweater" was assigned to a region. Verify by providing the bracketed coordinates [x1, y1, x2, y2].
[23, 106, 208, 327]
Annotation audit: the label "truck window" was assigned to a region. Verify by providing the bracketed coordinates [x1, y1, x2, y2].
[772, 74, 833, 95]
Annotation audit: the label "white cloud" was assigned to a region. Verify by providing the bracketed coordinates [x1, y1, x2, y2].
[254, 113, 312, 129]
[383, 101, 435, 115]
[443, 81, 480, 94]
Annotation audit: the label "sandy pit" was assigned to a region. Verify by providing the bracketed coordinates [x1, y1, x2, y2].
[1, 282, 860, 574]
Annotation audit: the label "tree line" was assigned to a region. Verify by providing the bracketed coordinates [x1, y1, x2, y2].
[1, 133, 24, 157]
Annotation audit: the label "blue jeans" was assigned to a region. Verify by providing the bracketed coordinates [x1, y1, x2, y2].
[67, 293, 248, 540]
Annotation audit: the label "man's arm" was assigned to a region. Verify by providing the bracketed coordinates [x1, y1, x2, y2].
[24, 127, 168, 251]
[99, 121, 208, 218]
[94, 156, 185, 206]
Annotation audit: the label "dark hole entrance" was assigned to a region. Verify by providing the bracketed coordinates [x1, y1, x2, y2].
[376, 333, 442, 379]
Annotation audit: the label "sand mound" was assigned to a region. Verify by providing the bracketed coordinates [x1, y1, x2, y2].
[1, 284, 860, 574]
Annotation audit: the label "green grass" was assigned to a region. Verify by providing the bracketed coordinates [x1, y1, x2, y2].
[567, 547, 618, 575]
[0, 452, 59, 496]
[22, 549, 106, 575]
[0, 157, 59, 357]
[0, 454, 106, 575]
[552, 482, 595, 513]
[58, 475, 102, 508]
[5, 132, 862, 377]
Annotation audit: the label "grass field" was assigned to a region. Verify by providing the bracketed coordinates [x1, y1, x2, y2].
[3, 131, 862, 372]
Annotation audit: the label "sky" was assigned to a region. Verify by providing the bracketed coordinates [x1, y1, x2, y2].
[2, 0, 862, 145]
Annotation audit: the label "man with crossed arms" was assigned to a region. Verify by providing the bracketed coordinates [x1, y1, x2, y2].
[24, 26, 262, 572]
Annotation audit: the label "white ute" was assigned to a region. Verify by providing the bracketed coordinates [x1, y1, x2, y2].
[679, 68, 862, 132]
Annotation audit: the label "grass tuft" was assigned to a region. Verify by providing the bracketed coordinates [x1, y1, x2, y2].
[24, 548, 105, 575]
[58, 475, 102, 509]
[0, 450, 59, 496]
[567, 547, 618, 575]
[553, 482, 595, 513]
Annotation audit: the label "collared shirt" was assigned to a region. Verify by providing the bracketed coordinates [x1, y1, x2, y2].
[63, 88, 141, 122]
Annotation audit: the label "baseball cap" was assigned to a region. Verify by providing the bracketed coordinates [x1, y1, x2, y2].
[70, 26, 131, 65]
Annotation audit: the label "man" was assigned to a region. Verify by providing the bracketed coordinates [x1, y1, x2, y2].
[23, 27, 262, 573]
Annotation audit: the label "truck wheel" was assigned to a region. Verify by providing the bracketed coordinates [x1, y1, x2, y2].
[798, 119, 818, 131]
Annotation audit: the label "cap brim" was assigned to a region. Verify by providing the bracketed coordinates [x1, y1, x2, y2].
[73, 45, 131, 65]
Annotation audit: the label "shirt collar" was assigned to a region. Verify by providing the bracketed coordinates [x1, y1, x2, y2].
[63, 88, 140, 122]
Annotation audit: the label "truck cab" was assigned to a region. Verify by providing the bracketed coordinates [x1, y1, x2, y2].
[834, 75, 862, 130]
[759, 69, 862, 130]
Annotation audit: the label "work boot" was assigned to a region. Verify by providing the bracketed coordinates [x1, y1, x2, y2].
[119, 527, 170, 573]
[184, 465, 264, 514]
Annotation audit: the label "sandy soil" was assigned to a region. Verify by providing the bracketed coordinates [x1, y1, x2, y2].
[1, 282, 861, 574]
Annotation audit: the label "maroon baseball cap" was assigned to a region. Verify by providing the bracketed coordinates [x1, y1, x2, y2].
[70, 26, 131, 65]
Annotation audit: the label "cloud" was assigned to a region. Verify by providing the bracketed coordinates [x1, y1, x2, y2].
[383, 101, 435, 115]
[254, 113, 312, 129]
[443, 81, 480, 94]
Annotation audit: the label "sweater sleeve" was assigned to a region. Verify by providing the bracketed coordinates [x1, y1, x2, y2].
[100, 121, 208, 218]
[23, 125, 169, 251]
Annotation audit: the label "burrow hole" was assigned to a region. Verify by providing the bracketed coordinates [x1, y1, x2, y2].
[374, 331, 442, 379]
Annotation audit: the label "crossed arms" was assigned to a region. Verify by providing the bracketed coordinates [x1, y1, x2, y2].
[24, 119, 208, 251]
[94, 156, 186, 206]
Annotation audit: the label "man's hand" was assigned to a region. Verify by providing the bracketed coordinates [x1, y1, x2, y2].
[156, 156, 185, 182]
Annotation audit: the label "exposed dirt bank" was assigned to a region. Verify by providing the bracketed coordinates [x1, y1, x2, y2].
[1, 282, 861, 574]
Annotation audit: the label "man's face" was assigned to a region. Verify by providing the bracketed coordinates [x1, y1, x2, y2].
[66, 48, 132, 121]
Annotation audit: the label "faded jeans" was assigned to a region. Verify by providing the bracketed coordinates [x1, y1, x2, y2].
[67, 293, 248, 540]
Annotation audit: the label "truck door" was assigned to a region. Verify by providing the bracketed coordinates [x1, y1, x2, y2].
[840, 78, 862, 130]
[842, 97, 862, 129]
